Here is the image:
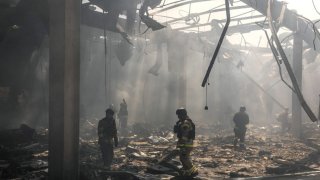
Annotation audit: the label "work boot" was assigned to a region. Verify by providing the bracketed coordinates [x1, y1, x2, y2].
[180, 166, 198, 177]
[189, 166, 199, 177]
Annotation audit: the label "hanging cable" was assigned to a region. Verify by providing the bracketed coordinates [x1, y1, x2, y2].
[256, 22, 296, 93]
[108, 35, 112, 104]
[257, 19, 297, 93]
[204, 81, 208, 110]
[200, 31, 209, 110]
[103, 10, 108, 105]
[294, 15, 320, 50]
[102, 7, 112, 105]
[297, 15, 320, 50]
[312, 0, 320, 15]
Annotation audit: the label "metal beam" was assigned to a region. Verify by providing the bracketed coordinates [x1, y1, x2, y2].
[150, 0, 213, 15]
[162, 5, 250, 24]
[174, 17, 263, 33]
[240, 0, 320, 53]
[266, 0, 317, 123]
[202, 0, 230, 87]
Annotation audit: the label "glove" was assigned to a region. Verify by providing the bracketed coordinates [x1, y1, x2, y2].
[114, 137, 118, 147]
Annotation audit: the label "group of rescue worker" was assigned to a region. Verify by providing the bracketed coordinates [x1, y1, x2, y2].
[97, 103, 290, 177]
[97, 106, 199, 177]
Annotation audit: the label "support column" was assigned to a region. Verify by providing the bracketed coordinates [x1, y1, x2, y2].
[178, 54, 187, 107]
[291, 34, 303, 138]
[49, 0, 80, 179]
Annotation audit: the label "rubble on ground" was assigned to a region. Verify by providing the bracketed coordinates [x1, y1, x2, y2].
[0, 122, 320, 179]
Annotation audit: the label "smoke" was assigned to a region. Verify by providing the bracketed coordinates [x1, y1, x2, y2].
[80, 25, 281, 129]
[6, 18, 320, 131]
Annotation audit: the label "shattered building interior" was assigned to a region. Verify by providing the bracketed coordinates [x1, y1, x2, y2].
[1, 0, 320, 179]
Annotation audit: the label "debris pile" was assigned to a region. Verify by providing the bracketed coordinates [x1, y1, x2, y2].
[1, 122, 320, 179]
[0, 125, 48, 179]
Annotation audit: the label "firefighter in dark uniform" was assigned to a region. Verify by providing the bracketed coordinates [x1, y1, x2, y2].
[233, 106, 249, 149]
[98, 108, 118, 169]
[159, 108, 198, 177]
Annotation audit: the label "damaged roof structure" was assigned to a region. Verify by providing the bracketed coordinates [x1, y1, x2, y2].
[0, 0, 320, 179]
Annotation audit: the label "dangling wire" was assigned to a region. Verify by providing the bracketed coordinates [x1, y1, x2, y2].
[200, 25, 209, 111]
[103, 10, 107, 106]
[312, 0, 320, 15]
[107, 35, 112, 104]
[205, 81, 208, 110]
[205, 75, 210, 110]
[188, 1, 192, 16]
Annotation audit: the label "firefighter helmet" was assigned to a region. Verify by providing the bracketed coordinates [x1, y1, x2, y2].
[176, 108, 187, 116]
[105, 108, 114, 115]
[240, 106, 246, 112]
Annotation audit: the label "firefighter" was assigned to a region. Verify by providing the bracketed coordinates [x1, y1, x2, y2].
[98, 108, 118, 169]
[159, 108, 198, 177]
[118, 99, 128, 135]
[277, 108, 291, 133]
[233, 106, 249, 149]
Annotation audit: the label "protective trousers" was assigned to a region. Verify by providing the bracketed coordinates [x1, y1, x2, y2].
[119, 116, 127, 128]
[234, 127, 246, 147]
[159, 147, 193, 170]
[100, 141, 114, 168]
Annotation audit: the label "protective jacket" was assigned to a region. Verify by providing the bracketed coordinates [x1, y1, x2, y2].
[98, 116, 117, 143]
[233, 112, 249, 129]
[174, 117, 195, 148]
[98, 115, 118, 167]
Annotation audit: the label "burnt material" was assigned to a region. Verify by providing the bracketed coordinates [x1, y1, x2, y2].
[0, 124, 35, 147]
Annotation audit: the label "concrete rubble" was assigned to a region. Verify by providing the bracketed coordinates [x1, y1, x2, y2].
[0, 122, 320, 179]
